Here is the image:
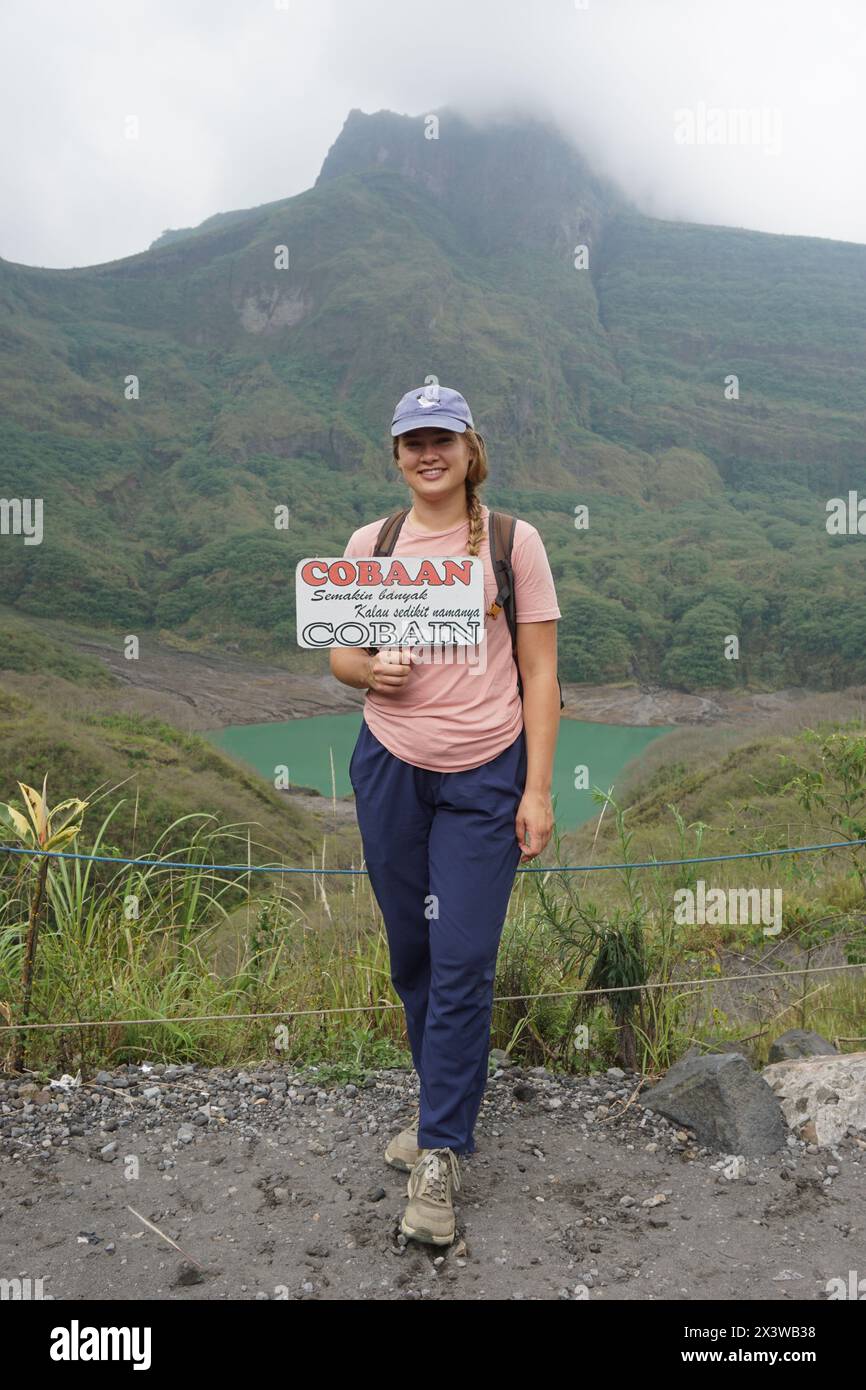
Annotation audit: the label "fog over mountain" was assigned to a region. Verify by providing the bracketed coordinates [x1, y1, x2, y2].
[1, 0, 865, 269]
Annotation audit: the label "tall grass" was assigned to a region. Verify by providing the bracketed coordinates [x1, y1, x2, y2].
[3, 722, 866, 1081]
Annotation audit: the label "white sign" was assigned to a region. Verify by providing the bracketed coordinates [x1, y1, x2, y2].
[295, 555, 486, 648]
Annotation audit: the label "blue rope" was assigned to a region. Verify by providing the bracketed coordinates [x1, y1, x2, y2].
[1, 838, 865, 875]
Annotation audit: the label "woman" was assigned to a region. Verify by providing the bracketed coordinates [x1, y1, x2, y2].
[330, 383, 561, 1246]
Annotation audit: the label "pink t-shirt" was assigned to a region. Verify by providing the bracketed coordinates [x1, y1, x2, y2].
[341, 503, 561, 772]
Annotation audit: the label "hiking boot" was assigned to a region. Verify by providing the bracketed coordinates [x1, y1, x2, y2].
[401, 1147, 461, 1246]
[384, 1107, 421, 1172]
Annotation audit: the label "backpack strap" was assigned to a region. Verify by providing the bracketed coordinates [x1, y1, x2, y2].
[488, 510, 522, 697]
[374, 508, 411, 557]
[365, 509, 410, 655]
[488, 509, 565, 711]
[487, 510, 518, 623]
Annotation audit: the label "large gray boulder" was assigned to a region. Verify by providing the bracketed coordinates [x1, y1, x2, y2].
[767, 1029, 838, 1064]
[638, 1052, 788, 1156]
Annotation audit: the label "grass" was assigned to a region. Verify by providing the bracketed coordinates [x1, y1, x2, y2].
[2, 710, 865, 1084]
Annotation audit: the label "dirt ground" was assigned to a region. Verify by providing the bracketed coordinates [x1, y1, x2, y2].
[58, 626, 866, 733]
[2, 1060, 862, 1302]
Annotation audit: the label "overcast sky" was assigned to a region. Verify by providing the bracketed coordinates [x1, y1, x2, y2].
[3, 0, 865, 269]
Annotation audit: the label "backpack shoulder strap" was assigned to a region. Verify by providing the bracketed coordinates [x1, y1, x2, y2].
[373, 508, 410, 556]
[489, 508, 514, 617]
[488, 509, 565, 711]
[487, 509, 518, 637]
[364, 510, 410, 655]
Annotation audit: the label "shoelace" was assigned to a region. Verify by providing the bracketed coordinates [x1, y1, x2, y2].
[416, 1147, 461, 1202]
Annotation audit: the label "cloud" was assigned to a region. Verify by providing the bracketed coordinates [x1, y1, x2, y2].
[1, 0, 864, 267]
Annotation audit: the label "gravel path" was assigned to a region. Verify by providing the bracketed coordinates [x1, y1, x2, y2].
[2, 1061, 863, 1302]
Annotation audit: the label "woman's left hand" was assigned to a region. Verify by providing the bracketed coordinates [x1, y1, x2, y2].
[515, 790, 554, 861]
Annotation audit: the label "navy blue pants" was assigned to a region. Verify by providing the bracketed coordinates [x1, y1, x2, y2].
[349, 718, 528, 1156]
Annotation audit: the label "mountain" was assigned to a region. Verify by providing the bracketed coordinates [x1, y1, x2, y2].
[1, 106, 866, 691]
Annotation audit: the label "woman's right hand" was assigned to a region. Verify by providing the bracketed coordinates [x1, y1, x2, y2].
[366, 647, 418, 694]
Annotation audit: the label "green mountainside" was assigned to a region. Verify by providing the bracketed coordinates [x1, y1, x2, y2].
[1, 106, 865, 690]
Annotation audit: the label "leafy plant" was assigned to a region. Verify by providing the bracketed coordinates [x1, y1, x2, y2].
[776, 726, 866, 894]
[0, 775, 89, 1070]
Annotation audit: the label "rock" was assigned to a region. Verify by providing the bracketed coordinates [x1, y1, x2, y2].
[176, 1125, 195, 1144]
[99, 1142, 118, 1162]
[637, 1053, 787, 1156]
[767, 1029, 838, 1063]
[761, 1051, 866, 1147]
[489, 1049, 513, 1069]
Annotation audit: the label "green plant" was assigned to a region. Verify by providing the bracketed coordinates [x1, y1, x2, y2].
[775, 726, 866, 894]
[0, 775, 89, 1071]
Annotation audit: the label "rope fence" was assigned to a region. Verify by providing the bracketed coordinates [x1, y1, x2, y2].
[2, 836, 866, 875]
[1, 960, 865, 1034]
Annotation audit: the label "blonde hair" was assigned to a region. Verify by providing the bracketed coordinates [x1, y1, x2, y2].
[392, 426, 489, 556]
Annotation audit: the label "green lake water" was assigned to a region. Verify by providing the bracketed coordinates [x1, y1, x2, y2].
[206, 714, 674, 831]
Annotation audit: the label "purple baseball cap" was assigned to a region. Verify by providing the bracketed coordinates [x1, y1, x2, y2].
[391, 383, 474, 436]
